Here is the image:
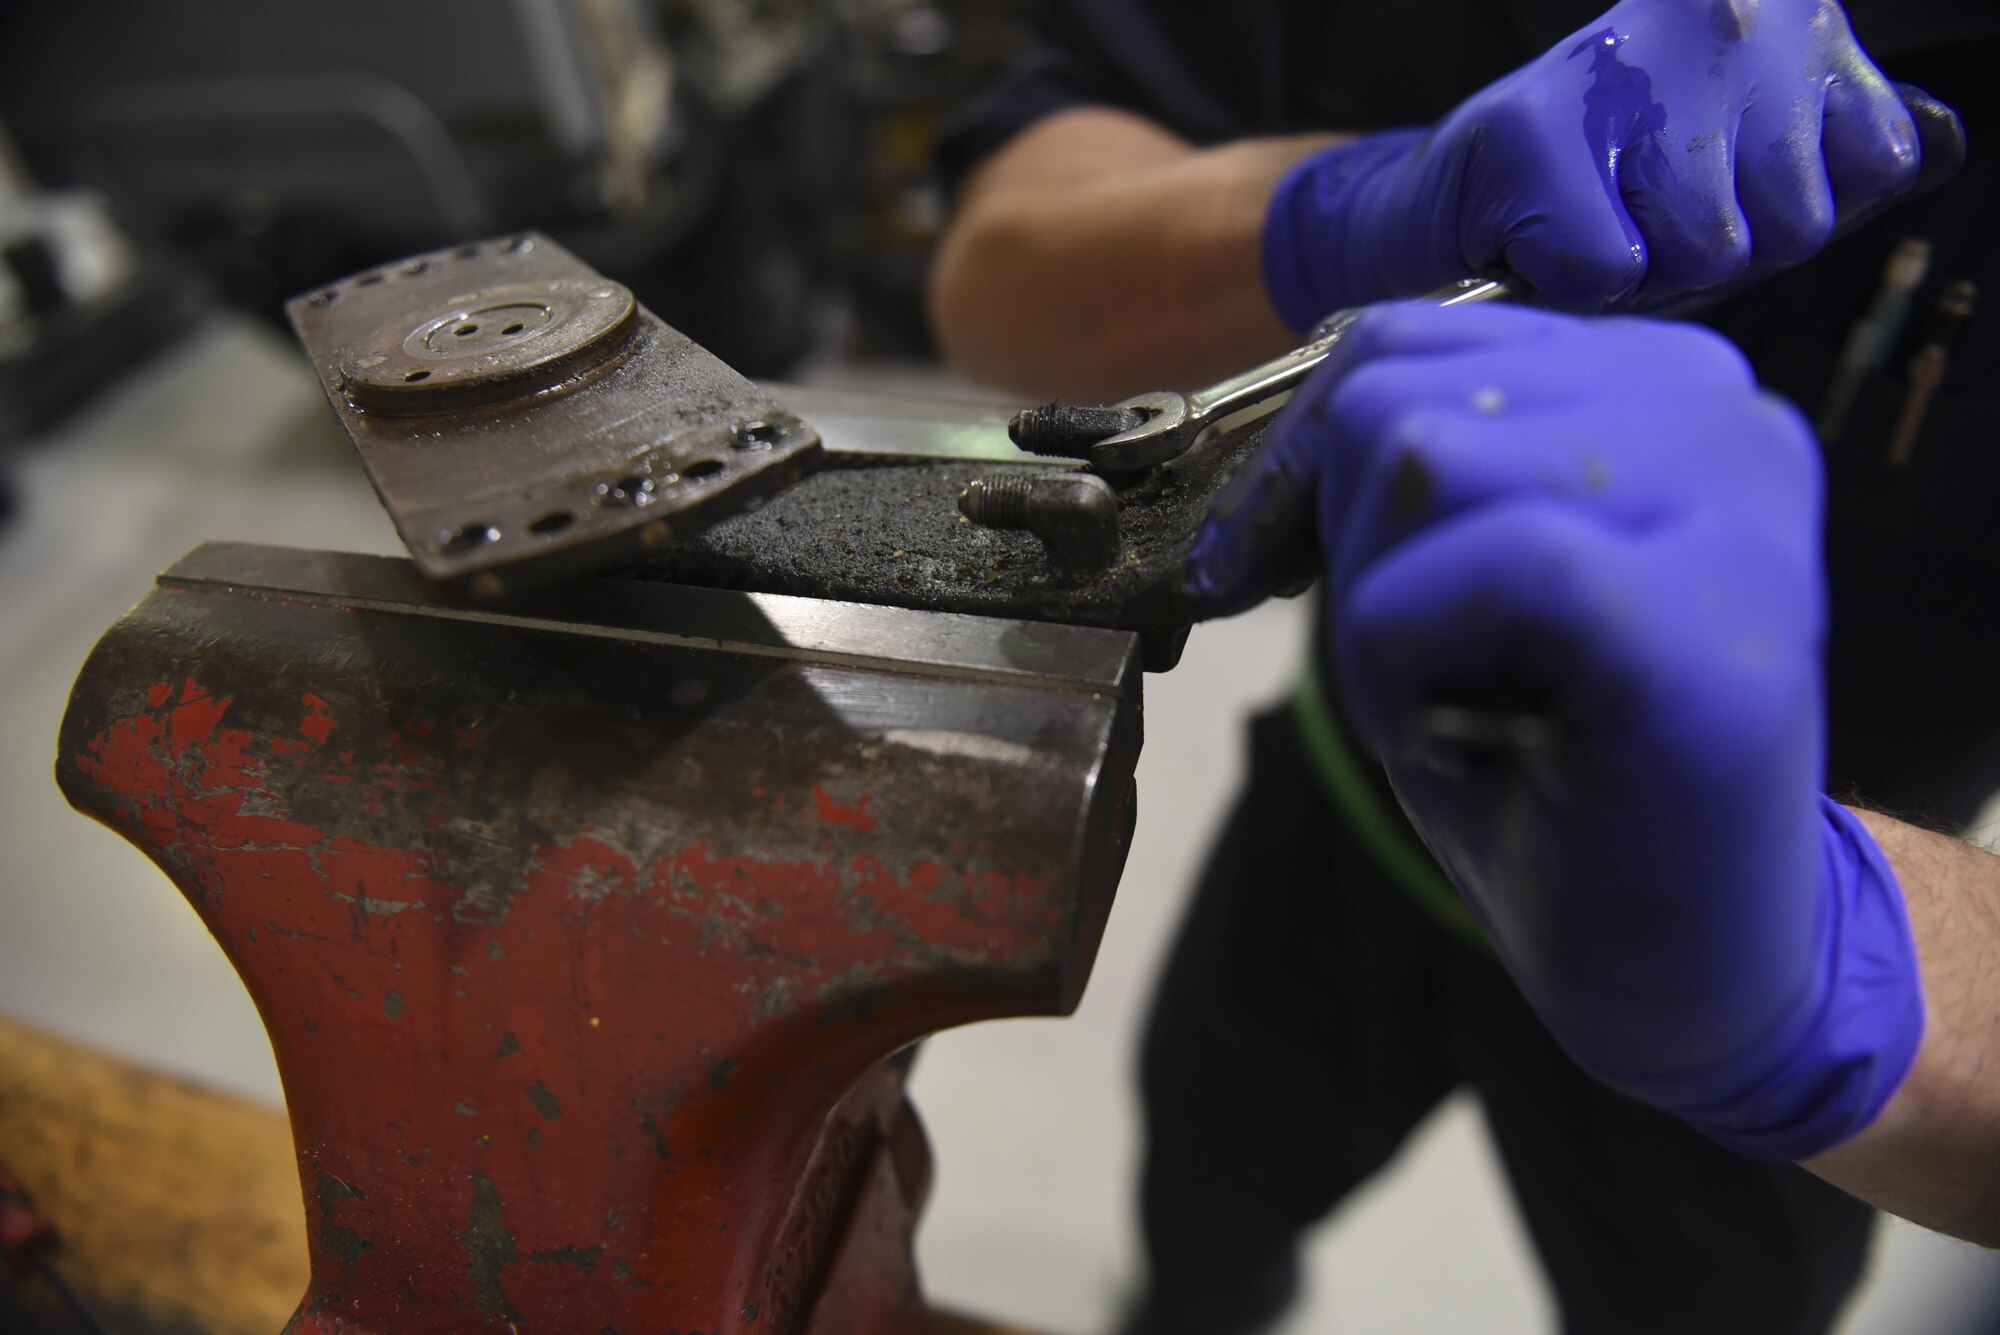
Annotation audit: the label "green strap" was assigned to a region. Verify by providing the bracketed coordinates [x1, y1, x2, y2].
[1289, 665, 1492, 951]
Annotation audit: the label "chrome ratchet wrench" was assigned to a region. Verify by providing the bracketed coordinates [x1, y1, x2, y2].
[1009, 275, 1521, 474]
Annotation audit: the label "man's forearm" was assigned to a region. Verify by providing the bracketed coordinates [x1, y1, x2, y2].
[1806, 808, 2000, 1245]
[928, 107, 1336, 401]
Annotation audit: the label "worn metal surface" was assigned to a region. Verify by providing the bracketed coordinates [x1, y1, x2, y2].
[56, 542, 1141, 1334]
[288, 234, 823, 600]
[632, 432, 1302, 671]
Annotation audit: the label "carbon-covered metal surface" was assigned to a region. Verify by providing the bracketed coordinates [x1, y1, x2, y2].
[287, 234, 823, 600]
[57, 541, 1141, 1334]
[632, 413, 1296, 671]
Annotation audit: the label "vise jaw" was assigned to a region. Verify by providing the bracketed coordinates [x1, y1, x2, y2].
[57, 542, 1139, 1333]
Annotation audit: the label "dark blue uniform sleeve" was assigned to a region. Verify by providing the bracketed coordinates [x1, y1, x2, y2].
[933, 0, 1282, 198]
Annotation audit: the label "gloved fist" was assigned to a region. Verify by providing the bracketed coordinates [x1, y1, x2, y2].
[1264, 0, 1925, 330]
[1186, 303, 1922, 1160]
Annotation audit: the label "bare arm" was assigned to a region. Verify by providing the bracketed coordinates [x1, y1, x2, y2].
[928, 107, 1339, 402]
[1806, 808, 2000, 1245]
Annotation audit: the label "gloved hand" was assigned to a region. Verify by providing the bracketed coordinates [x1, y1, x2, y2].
[1185, 303, 1923, 1160]
[1263, 0, 1925, 331]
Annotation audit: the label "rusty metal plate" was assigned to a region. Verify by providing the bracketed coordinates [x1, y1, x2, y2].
[287, 234, 822, 600]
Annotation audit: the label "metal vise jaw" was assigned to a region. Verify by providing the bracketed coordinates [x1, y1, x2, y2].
[56, 543, 1140, 1333]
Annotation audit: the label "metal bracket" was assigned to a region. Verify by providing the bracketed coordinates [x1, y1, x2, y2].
[291, 240, 1309, 670]
[288, 233, 823, 600]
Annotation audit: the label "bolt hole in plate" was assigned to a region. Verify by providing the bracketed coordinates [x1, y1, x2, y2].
[732, 420, 787, 451]
[429, 303, 551, 352]
[287, 233, 824, 597]
[436, 522, 501, 555]
[596, 475, 668, 508]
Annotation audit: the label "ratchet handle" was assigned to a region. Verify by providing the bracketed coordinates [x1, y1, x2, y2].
[1017, 276, 1523, 471]
[1184, 275, 1523, 439]
[1305, 274, 1521, 343]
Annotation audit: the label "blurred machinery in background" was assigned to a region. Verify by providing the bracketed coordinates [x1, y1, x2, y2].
[836, 1, 1037, 353]
[0, 118, 203, 528]
[0, 0, 1036, 383]
[0, 125, 179, 424]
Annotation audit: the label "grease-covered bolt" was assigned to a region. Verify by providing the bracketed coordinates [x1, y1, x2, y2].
[958, 471, 1122, 573]
[1008, 402, 1149, 458]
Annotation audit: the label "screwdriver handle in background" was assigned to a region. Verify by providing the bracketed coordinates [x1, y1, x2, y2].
[1817, 237, 1932, 443]
[1887, 279, 1978, 467]
[1918, 277, 1977, 350]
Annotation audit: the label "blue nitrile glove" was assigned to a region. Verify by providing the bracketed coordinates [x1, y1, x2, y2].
[1263, 0, 1923, 332]
[1185, 303, 1923, 1161]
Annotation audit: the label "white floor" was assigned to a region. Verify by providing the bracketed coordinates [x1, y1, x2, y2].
[2, 315, 1997, 1333]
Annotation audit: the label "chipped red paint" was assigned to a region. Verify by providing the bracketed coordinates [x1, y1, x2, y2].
[300, 694, 335, 745]
[62, 660, 1092, 1334]
[812, 784, 876, 835]
[57, 552, 1137, 1332]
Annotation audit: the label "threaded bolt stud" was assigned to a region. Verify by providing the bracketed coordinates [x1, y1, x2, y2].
[959, 471, 1121, 574]
[1009, 402, 1149, 458]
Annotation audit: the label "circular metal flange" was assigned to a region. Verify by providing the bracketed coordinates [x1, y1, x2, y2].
[338, 279, 638, 416]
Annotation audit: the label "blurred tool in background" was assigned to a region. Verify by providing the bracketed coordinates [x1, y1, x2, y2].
[1818, 237, 1933, 445]
[0, 0, 1036, 388]
[0, 115, 198, 505]
[1888, 277, 1979, 466]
